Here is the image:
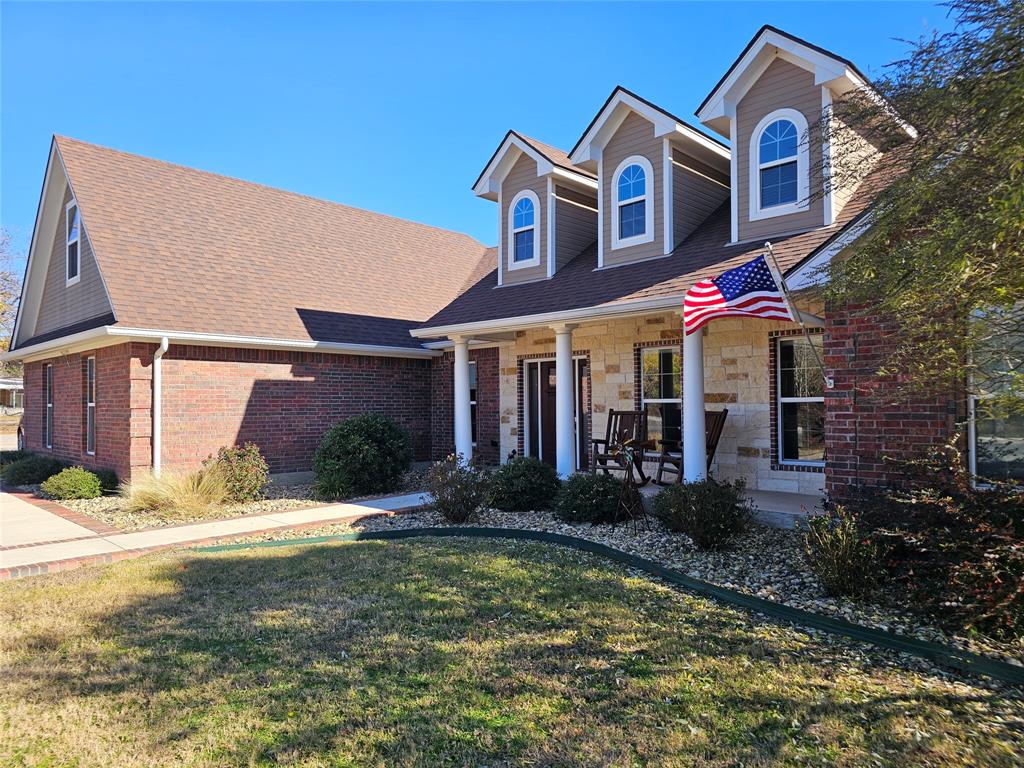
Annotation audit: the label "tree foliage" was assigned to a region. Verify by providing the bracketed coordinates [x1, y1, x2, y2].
[0, 228, 22, 377]
[822, 0, 1024, 405]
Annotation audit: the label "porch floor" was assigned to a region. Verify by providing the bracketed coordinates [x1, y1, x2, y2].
[639, 485, 823, 529]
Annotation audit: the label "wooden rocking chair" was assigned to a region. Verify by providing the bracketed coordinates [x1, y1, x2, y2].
[655, 408, 729, 485]
[591, 409, 652, 483]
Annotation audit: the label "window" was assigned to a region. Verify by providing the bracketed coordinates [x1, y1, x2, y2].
[469, 361, 478, 446]
[507, 190, 540, 269]
[969, 326, 1024, 483]
[749, 109, 809, 221]
[45, 364, 53, 449]
[776, 335, 825, 464]
[66, 200, 81, 285]
[86, 357, 96, 455]
[611, 155, 654, 249]
[640, 347, 681, 446]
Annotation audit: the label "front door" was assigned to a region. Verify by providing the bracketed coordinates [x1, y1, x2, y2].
[539, 361, 557, 466]
[525, 359, 587, 470]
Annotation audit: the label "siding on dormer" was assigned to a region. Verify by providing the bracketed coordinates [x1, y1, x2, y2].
[736, 57, 824, 242]
[601, 111, 664, 268]
[672, 148, 730, 246]
[554, 185, 598, 271]
[500, 153, 548, 285]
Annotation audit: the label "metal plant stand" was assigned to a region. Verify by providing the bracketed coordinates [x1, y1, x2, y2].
[611, 440, 653, 531]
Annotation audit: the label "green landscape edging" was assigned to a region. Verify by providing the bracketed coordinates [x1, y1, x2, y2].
[198, 526, 1024, 686]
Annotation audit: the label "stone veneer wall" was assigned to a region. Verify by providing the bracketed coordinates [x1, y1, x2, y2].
[498, 311, 826, 495]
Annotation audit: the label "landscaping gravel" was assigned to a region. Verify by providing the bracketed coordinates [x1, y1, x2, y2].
[222, 505, 1024, 671]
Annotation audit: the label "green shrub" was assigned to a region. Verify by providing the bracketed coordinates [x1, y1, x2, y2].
[40, 466, 103, 500]
[653, 478, 751, 550]
[1, 455, 66, 486]
[204, 443, 269, 502]
[487, 457, 561, 512]
[427, 454, 490, 523]
[95, 469, 119, 493]
[554, 473, 622, 524]
[0, 449, 32, 466]
[313, 414, 413, 500]
[804, 507, 881, 598]
[121, 467, 230, 519]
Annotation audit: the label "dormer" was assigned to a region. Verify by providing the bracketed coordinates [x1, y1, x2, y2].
[697, 26, 915, 244]
[570, 87, 730, 270]
[473, 131, 597, 286]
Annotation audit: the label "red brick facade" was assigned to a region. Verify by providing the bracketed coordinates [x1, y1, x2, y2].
[430, 347, 501, 464]
[23, 342, 502, 481]
[824, 303, 963, 498]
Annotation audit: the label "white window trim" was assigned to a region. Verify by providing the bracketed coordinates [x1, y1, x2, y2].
[507, 189, 541, 271]
[45, 363, 53, 449]
[65, 199, 81, 286]
[749, 108, 810, 222]
[611, 155, 655, 250]
[775, 336, 825, 467]
[640, 347, 682, 447]
[86, 356, 96, 455]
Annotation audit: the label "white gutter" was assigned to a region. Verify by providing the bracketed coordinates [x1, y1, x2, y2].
[152, 336, 169, 477]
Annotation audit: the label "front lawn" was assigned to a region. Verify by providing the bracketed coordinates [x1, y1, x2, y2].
[1, 538, 1020, 767]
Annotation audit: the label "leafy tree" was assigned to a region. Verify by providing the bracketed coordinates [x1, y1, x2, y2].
[0, 229, 22, 377]
[820, 0, 1024, 408]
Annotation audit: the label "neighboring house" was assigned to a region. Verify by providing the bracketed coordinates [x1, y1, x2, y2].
[7, 25, 1020, 499]
[0, 378, 24, 412]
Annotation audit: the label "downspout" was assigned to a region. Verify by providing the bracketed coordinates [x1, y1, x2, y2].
[152, 337, 169, 477]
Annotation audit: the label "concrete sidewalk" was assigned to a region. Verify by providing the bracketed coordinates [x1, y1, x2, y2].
[0, 492, 430, 578]
[1, 492, 99, 547]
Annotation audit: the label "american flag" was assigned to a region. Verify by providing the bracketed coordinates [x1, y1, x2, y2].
[683, 254, 794, 334]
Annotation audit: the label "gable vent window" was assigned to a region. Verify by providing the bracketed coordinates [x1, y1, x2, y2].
[66, 200, 81, 285]
[611, 155, 654, 250]
[759, 120, 798, 207]
[507, 190, 540, 269]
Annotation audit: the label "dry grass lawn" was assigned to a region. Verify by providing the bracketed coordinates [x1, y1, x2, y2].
[1, 537, 1021, 767]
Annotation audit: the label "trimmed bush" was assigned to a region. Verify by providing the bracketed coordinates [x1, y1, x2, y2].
[121, 467, 230, 519]
[95, 469, 119, 493]
[488, 457, 561, 512]
[313, 414, 413, 500]
[653, 478, 751, 550]
[427, 454, 489, 523]
[554, 473, 622, 524]
[0, 449, 32, 466]
[40, 466, 103, 500]
[204, 443, 269, 502]
[0, 455, 67, 486]
[804, 507, 881, 598]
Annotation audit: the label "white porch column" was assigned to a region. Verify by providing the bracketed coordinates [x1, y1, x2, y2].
[682, 328, 706, 482]
[552, 323, 576, 477]
[452, 336, 473, 462]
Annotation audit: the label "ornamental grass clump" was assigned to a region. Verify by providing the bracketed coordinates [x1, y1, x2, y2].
[803, 506, 881, 599]
[313, 414, 413, 500]
[653, 478, 751, 550]
[554, 473, 622, 524]
[204, 443, 269, 502]
[487, 456, 561, 512]
[427, 454, 490, 523]
[39, 466, 102, 500]
[121, 466, 230, 520]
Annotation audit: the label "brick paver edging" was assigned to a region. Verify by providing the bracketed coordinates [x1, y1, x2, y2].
[200, 527, 1024, 687]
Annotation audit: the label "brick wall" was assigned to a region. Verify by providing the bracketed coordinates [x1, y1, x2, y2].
[824, 302, 963, 498]
[430, 347, 500, 465]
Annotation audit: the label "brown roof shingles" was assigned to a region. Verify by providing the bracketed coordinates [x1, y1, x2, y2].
[56, 136, 491, 347]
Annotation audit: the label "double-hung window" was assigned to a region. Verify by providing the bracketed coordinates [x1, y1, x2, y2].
[758, 119, 799, 208]
[66, 200, 81, 285]
[45, 364, 53, 449]
[86, 357, 97, 455]
[640, 347, 681, 446]
[969, 324, 1024, 483]
[776, 335, 825, 464]
[469, 361, 478, 446]
[612, 156, 654, 249]
[508, 190, 540, 268]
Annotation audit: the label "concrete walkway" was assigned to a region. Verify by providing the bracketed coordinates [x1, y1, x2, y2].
[0, 491, 430, 577]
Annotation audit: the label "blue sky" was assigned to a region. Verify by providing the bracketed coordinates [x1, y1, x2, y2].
[2, 2, 953, 270]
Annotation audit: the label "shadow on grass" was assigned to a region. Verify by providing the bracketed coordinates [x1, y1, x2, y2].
[2, 537, 1022, 767]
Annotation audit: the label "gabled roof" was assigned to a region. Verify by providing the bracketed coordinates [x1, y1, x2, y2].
[414, 154, 897, 337]
[696, 25, 916, 139]
[472, 130, 595, 201]
[569, 86, 730, 171]
[13, 136, 492, 353]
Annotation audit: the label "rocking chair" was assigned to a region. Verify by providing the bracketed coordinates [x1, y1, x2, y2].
[591, 409, 653, 484]
[655, 408, 729, 485]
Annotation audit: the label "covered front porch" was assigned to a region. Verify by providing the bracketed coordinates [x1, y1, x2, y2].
[445, 307, 826, 526]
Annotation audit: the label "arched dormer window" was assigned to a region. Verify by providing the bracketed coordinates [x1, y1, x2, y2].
[749, 108, 809, 221]
[611, 155, 654, 250]
[507, 189, 541, 269]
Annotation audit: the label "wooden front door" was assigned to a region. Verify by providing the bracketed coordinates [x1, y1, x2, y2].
[539, 361, 557, 466]
[526, 359, 587, 470]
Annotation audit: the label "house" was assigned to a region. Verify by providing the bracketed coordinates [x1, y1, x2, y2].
[7, 26, 1017, 499]
[0, 378, 24, 412]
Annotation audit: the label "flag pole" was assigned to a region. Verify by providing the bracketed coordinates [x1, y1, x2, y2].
[764, 241, 833, 389]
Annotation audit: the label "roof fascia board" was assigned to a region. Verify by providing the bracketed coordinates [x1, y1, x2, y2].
[785, 211, 874, 289]
[474, 133, 561, 198]
[412, 294, 686, 339]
